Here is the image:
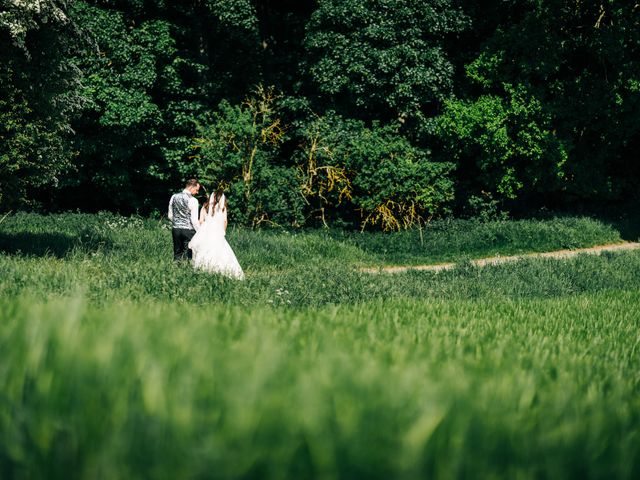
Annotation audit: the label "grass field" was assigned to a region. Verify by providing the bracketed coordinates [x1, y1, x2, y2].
[1, 213, 639, 478]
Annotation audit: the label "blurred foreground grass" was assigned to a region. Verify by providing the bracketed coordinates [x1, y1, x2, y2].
[1, 293, 639, 479]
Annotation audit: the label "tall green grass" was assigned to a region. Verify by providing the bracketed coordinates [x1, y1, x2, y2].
[0, 212, 635, 307]
[2, 245, 640, 307]
[1, 213, 639, 478]
[1, 293, 639, 478]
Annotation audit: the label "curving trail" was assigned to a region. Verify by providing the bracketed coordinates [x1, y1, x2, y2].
[361, 242, 640, 274]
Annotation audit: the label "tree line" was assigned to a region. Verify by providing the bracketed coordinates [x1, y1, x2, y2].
[1, 0, 638, 229]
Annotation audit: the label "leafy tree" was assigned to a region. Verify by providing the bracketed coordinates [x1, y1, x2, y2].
[292, 110, 355, 227]
[195, 91, 454, 230]
[3, 0, 637, 223]
[339, 118, 455, 230]
[63, 1, 176, 210]
[0, 0, 85, 209]
[57, 0, 268, 212]
[302, 0, 468, 130]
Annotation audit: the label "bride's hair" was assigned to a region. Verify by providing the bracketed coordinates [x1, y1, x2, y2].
[213, 190, 227, 211]
[203, 190, 227, 214]
[202, 196, 211, 213]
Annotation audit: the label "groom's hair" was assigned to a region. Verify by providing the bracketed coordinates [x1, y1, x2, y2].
[185, 178, 199, 188]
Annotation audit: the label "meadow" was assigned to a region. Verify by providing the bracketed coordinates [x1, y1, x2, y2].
[0, 212, 639, 479]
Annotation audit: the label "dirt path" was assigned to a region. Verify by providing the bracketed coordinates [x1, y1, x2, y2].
[361, 242, 640, 274]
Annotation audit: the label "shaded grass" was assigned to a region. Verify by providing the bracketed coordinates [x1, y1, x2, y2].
[330, 216, 624, 265]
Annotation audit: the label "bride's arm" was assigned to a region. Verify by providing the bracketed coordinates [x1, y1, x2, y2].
[224, 209, 228, 232]
[199, 206, 206, 224]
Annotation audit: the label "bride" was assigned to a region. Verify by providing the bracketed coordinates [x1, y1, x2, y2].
[188, 191, 244, 280]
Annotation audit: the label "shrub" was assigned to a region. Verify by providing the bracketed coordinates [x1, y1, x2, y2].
[436, 83, 569, 202]
[294, 113, 454, 230]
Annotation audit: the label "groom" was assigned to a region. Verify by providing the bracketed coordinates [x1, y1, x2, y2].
[168, 178, 201, 261]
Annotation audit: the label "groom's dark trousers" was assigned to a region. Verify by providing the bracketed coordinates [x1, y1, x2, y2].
[172, 228, 196, 261]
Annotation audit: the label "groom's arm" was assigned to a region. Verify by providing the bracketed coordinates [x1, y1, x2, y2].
[189, 197, 200, 231]
[167, 195, 175, 221]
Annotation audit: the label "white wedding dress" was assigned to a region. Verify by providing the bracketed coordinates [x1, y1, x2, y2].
[188, 194, 244, 280]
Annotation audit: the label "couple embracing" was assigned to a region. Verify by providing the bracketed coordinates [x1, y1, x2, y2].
[168, 179, 244, 280]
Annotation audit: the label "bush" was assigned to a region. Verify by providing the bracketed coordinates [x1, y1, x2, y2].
[195, 94, 455, 230]
[436, 83, 569, 203]
[293, 113, 455, 230]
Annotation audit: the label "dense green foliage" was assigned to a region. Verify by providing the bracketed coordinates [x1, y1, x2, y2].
[1, 213, 639, 477]
[0, 0, 85, 209]
[1, 1, 639, 225]
[67, 1, 176, 210]
[453, 0, 640, 205]
[302, 0, 468, 124]
[437, 84, 569, 201]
